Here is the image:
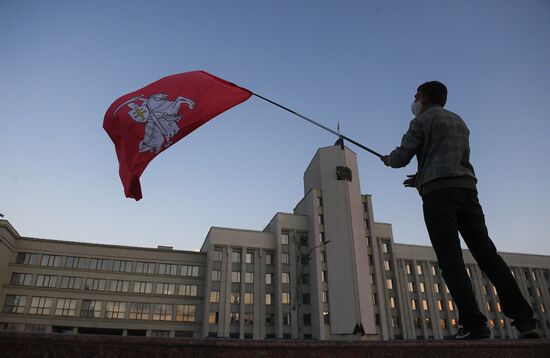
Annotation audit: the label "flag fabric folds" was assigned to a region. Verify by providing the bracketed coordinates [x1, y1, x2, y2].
[103, 71, 252, 200]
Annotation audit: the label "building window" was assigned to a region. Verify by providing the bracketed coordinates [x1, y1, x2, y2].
[384, 260, 391, 271]
[364, 219, 369, 230]
[266, 313, 274, 326]
[321, 270, 328, 282]
[317, 196, 323, 207]
[246, 252, 254, 264]
[283, 313, 292, 325]
[416, 264, 423, 275]
[85, 278, 106, 291]
[282, 292, 291, 304]
[434, 283, 440, 293]
[40, 255, 63, 267]
[265, 293, 273, 305]
[135, 261, 155, 274]
[386, 279, 394, 290]
[2, 295, 27, 314]
[152, 304, 173, 321]
[487, 301, 493, 312]
[302, 273, 309, 284]
[212, 270, 221, 281]
[10, 273, 33, 286]
[244, 313, 253, 325]
[406, 264, 412, 275]
[80, 300, 102, 318]
[65, 256, 87, 269]
[411, 299, 417, 310]
[419, 282, 426, 293]
[447, 318, 456, 327]
[105, 301, 127, 319]
[232, 251, 242, 263]
[448, 301, 455, 311]
[318, 215, 324, 225]
[230, 312, 240, 324]
[54, 298, 77, 317]
[369, 273, 374, 284]
[210, 291, 220, 303]
[282, 272, 290, 284]
[431, 265, 438, 276]
[407, 282, 415, 293]
[158, 263, 178, 275]
[320, 251, 326, 263]
[437, 300, 443, 311]
[266, 273, 273, 285]
[109, 280, 130, 293]
[281, 232, 290, 245]
[232, 271, 241, 283]
[366, 236, 371, 246]
[35, 274, 57, 288]
[382, 243, 389, 253]
[29, 296, 52, 315]
[303, 314, 312, 326]
[245, 272, 254, 284]
[266, 253, 273, 265]
[414, 318, 421, 328]
[323, 312, 330, 324]
[60, 276, 82, 290]
[176, 305, 195, 322]
[303, 293, 310, 305]
[181, 265, 199, 277]
[156, 283, 176, 295]
[212, 249, 223, 261]
[134, 281, 153, 294]
[178, 284, 197, 296]
[16, 252, 40, 265]
[320, 232, 326, 243]
[230, 292, 240, 304]
[440, 319, 447, 329]
[322, 291, 329, 303]
[422, 300, 429, 311]
[389, 297, 396, 308]
[245, 293, 254, 305]
[89, 258, 110, 271]
[209, 312, 219, 324]
[281, 253, 289, 264]
[112, 260, 133, 272]
[391, 316, 400, 328]
[372, 293, 377, 305]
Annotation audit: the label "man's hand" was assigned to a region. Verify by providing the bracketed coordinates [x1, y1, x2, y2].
[381, 155, 391, 167]
[403, 173, 417, 188]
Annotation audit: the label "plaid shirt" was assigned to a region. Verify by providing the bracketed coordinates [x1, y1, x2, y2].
[388, 105, 477, 193]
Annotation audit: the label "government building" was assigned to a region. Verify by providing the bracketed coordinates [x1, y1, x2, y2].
[1, 145, 549, 340]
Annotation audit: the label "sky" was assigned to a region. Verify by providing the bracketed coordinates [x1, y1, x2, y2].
[1, 0, 549, 255]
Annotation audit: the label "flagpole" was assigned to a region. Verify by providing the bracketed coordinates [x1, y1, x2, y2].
[252, 93, 383, 159]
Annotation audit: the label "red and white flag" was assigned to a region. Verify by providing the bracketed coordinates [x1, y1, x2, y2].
[104, 71, 252, 200]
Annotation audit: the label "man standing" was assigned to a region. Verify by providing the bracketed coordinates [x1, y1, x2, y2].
[381, 81, 540, 340]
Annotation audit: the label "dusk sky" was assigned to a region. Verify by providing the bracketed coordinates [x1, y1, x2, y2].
[1, 0, 549, 255]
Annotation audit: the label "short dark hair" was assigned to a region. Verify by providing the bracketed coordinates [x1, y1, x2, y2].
[418, 81, 447, 107]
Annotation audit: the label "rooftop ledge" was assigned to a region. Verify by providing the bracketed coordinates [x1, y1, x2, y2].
[1, 333, 549, 358]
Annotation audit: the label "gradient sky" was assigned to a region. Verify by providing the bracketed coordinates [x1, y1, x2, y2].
[1, 0, 549, 255]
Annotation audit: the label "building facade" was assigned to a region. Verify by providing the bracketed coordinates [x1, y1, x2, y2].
[1, 145, 549, 339]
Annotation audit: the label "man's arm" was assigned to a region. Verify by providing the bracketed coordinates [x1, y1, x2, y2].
[381, 118, 424, 168]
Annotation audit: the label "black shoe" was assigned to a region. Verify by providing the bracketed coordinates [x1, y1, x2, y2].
[519, 328, 542, 339]
[453, 326, 490, 340]
[513, 320, 542, 339]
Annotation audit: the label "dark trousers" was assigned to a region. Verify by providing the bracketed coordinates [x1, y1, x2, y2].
[422, 188, 535, 329]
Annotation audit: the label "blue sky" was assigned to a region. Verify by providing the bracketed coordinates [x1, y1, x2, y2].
[1, 0, 549, 255]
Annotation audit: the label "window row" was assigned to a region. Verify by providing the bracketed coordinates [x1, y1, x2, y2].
[210, 291, 291, 305]
[15, 253, 199, 276]
[10, 273, 198, 296]
[2, 295, 196, 322]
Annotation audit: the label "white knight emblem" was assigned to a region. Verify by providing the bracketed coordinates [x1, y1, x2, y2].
[114, 94, 195, 153]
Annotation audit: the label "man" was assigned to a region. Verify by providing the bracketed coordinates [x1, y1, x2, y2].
[381, 81, 540, 340]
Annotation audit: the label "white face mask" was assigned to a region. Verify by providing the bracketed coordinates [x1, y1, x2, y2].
[411, 100, 423, 116]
